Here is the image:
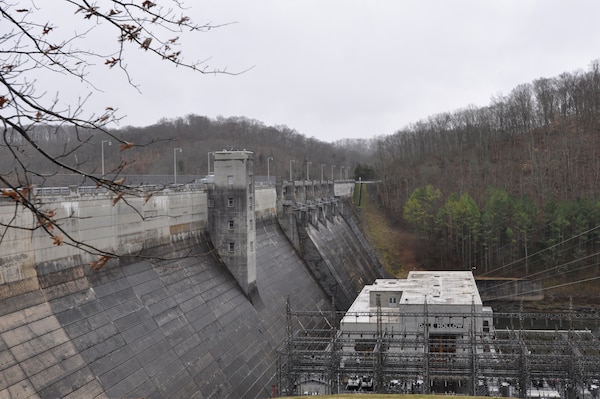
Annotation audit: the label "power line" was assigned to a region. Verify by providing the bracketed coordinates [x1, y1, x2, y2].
[481, 249, 600, 297]
[486, 262, 600, 301]
[479, 223, 600, 277]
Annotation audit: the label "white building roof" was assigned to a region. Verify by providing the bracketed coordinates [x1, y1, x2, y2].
[347, 271, 482, 315]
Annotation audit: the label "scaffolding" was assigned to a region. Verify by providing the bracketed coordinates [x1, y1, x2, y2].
[276, 302, 600, 398]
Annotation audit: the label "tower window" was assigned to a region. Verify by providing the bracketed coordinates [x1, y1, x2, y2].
[228, 198, 234, 207]
[228, 242, 235, 252]
[228, 220, 234, 230]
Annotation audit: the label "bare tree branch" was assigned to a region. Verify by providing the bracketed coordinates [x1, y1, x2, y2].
[0, 0, 241, 265]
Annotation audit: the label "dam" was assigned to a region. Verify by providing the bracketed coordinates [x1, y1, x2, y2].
[0, 151, 387, 398]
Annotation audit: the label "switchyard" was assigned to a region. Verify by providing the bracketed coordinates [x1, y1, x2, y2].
[276, 274, 600, 398]
[277, 307, 600, 398]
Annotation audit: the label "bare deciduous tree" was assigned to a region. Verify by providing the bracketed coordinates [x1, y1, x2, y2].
[0, 1, 235, 259]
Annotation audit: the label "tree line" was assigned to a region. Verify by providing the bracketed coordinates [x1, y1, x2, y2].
[403, 185, 600, 280]
[123, 114, 375, 179]
[373, 59, 600, 280]
[0, 115, 376, 186]
[374, 60, 600, 215]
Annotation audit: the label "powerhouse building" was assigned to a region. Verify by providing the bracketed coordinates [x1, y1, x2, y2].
[340, 271, 495, 356]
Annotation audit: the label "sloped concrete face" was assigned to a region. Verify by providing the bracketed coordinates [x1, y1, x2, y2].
[302, 211, 388, 311]
[0, 222, 332, 398]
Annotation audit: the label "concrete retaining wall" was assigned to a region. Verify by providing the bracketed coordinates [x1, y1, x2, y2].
[333, 181, 354, 197]
[254, 186, 277, 220]
[0, 189, 207, 299]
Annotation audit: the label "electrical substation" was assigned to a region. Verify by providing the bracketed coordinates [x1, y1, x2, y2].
[276, 272, 600, 398]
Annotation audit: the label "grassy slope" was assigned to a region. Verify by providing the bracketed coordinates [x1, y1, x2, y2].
[353, 183, 419, 277]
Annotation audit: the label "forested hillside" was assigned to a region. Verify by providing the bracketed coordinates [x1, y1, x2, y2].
[115, 115, 376, 179]
[0, 115, 376, 185]
[373, 60, 600, 303]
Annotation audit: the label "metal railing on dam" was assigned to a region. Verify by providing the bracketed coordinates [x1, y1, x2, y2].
[7, 173, 354, 198]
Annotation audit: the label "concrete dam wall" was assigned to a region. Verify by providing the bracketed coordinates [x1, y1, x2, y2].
[0, 154, 385, 398]
[1, 219, 335, 398]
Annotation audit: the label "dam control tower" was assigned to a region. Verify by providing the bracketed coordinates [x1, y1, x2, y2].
[207, 150, 257, 297]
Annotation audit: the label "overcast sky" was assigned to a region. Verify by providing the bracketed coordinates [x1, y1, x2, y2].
[40, 1, 600, 142]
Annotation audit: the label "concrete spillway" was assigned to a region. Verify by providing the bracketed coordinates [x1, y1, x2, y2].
[302, 213, 384, 309]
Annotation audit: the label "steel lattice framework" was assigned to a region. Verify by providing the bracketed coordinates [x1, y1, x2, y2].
[276, 306, 600, 398]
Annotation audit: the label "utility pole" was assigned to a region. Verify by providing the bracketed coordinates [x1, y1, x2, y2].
[268, 156, 273, 185]
[289, 159, 295, 181]
[101, 140, 111, 176]
[174, 147, 182, 184]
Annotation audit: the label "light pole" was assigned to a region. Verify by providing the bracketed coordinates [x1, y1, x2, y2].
[321, 164, 325, 181]
[267, 156, 273, 185]
[174, 148, 182, 184]
[101, 140, 111, 176]
[289, 160, 295, 181]
[207, 152, 214, 175]
[331, 165, 335, 181]
[306, 161, 311, 180]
